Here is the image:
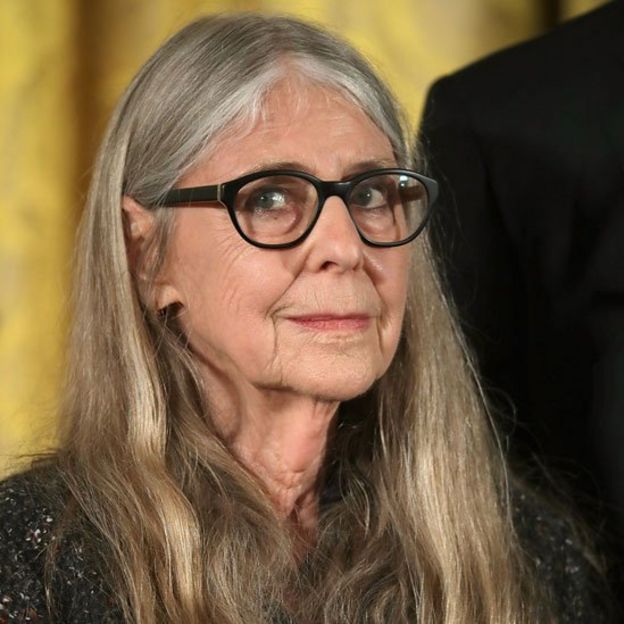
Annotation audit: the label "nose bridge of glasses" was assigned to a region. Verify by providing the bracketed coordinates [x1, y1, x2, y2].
[318, 179, 352, 208]
[313, 179, 361, 236]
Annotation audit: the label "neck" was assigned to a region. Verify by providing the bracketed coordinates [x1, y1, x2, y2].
[208, 378, 338, 528]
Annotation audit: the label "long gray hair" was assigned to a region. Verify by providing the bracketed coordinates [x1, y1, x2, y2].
[55, 13, 545, 623]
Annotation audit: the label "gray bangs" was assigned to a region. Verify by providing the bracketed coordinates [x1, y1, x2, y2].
[118, 14, 409, 208]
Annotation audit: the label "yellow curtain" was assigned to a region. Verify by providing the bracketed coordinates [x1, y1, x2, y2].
[0, 1, 79, 474]
[0, 0, 607, 477]
[561, 0, 606, 19]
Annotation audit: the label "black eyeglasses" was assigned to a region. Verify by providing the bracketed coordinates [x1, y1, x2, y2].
[159, 168, 438, 249]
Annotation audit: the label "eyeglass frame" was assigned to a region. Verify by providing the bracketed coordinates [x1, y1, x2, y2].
[158, 167, 439, 250]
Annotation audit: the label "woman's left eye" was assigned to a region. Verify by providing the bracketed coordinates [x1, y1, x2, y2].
[350, 185, 387, 209]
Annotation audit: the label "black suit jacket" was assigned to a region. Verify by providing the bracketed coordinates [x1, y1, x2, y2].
[420, 0, 624, 541]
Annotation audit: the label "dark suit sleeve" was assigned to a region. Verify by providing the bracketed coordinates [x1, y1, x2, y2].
[419, 76, 528, 424]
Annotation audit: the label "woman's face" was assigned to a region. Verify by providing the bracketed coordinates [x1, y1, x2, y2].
[158, 80, 410, 403]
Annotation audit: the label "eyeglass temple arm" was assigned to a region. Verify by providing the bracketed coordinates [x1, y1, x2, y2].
[161, 184, 222, 206]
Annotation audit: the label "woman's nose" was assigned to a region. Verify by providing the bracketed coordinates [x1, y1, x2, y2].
[300, 196, 365, 272]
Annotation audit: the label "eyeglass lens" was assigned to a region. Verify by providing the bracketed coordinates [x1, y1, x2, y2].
[232, 173, 428, 246]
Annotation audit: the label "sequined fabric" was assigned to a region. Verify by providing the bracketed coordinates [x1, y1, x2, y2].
[0, 467, 614, 622]
[0, 468, 122, 623]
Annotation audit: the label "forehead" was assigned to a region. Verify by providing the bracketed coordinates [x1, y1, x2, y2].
[180, 79, 396, 186]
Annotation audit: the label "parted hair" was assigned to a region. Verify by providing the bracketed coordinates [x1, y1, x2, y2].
[53, 13, 548, 624]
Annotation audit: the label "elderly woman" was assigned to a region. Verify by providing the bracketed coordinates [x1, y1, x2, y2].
[0, 14, 610, 624]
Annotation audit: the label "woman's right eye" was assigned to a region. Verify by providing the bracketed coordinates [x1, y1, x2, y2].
[248, 188, 288, 212]
[236, 185, 294, 215]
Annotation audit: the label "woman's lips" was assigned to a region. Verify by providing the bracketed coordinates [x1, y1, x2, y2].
[286, 314, 371, 331]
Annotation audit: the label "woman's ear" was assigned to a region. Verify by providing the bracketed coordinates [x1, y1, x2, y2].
[122, 195, 155, 272]
[121, 196, 181, 311]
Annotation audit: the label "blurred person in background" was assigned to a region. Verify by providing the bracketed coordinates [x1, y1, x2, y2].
[420, 0, 624, 598]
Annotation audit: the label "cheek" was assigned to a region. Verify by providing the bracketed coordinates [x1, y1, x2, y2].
[168, 219, 294, 365]
[372, 249, 410, 339]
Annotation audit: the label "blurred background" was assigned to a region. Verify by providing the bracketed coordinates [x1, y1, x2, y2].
[0, 0, 606, 478]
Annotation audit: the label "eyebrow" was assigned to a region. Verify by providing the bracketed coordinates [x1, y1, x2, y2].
[343, 158, 398, 176]
[238, 158, 399, 180]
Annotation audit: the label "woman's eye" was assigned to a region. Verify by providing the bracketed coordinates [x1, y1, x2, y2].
[249, 188, 288, 212]
[351, 185, 387, 209]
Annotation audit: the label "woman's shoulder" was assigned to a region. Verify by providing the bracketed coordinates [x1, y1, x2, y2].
[0, 464, 65, 569]
[0, 464, 65, 620]
[0, 464, 120, 623]
[512, 486, 617, 622]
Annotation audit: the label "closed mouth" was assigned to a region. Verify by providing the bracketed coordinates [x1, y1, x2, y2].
[286, 314, 371, 331]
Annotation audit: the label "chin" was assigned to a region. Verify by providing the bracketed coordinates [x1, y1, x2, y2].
[287, 365, 381, 402]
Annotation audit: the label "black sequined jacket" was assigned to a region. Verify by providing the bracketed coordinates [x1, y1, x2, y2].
[0, 467, 614, 623]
